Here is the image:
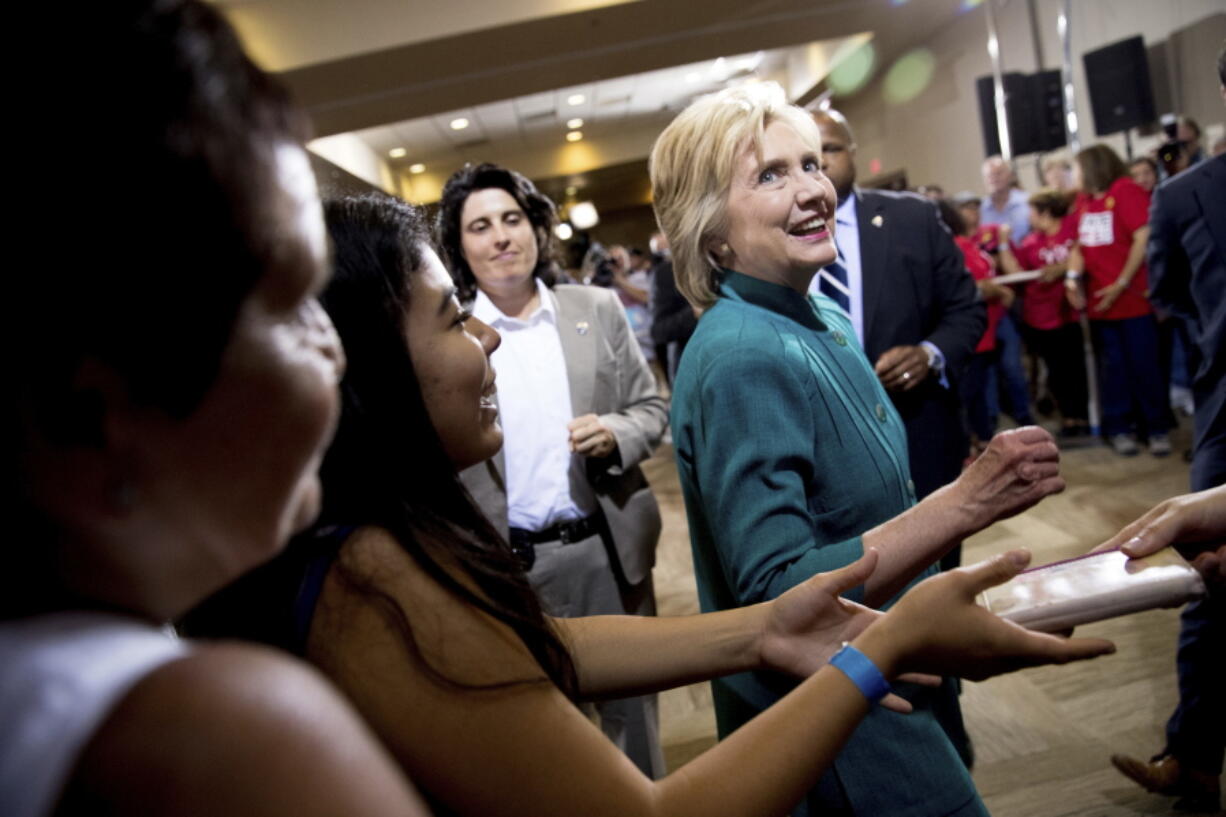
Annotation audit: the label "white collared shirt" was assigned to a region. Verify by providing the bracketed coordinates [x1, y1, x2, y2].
[472, 280, 597, 531]
[810, 192, 865, 344]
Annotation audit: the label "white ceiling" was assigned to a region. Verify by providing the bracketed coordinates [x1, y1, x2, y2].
[352, 48, 790, 169]
[220, 0, 645, 71]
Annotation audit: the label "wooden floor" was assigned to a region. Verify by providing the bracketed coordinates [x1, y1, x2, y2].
[643, 417, 1224, 816]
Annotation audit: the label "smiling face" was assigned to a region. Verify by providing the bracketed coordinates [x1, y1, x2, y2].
[131, 145, 345, 597]
[406, 247, 503, 471]
[720, 119, 838, 292]
[459, 187, 540, 301]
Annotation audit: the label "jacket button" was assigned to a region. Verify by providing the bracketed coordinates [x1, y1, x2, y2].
[832, 330, 847, 346]
[875, 404, 886, 422]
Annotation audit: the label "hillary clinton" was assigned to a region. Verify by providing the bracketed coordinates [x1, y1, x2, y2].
[650, 82, 1065, 817]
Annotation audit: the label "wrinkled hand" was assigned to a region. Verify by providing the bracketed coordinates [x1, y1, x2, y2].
[567, 414, 618, 459]
[1092, 279, 1128, 313]
[1092, 485, 1226, 587]
[875, 345, 929, 392]
[760, 550, 937, 713]
[951, 426, 1064, 530]
[870, 550, 1116, 680]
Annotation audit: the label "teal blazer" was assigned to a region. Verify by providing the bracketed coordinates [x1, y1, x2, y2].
[672, 271, 984, 817]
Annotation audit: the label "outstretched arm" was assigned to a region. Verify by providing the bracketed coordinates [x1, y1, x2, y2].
[309, 529, 1112, 817]
[554, 550, 931, 713]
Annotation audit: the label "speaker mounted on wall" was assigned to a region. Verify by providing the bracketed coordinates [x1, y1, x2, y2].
[975, 71, 1067, 158]
[1082, 35, 1157, 135]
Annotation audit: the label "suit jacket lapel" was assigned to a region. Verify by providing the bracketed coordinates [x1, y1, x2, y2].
[1194, 158, 1226, 261]
[856, 190, 888, 351]
[552, 287, 597, 415]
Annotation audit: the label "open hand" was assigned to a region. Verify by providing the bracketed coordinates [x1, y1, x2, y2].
[760, 550, 938, 714]
[1092, 485, 1226, 586]
[868, 550, 1116, 680]
[567, 413, 618, 459]
[1092, 279, 1127, 313]
[874, 345, 929, 392]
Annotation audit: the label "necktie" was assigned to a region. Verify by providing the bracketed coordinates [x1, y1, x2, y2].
[818, 251, 851, 316]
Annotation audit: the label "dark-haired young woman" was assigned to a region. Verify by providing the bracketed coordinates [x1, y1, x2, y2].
[3, 3, 429, 816]
[186, 192, 1115, 817]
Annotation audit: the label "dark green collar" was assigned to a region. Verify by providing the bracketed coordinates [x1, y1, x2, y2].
[718, 269, 826, 331]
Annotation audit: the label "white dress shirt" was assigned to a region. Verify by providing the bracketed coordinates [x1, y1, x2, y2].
[472, 279, 597, 531]
[810, 192, 865, 343]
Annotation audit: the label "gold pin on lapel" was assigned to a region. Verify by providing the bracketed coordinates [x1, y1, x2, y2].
[871, 215, 884, 228]
[576, 321, 590, 335]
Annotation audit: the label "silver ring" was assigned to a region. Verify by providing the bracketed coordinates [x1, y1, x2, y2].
[902, 371, 911, 381]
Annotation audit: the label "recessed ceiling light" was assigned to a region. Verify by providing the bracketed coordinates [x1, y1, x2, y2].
[566, 130, 583, 142]
[409, 163, 426, 174]
[388, 147, 407, 158]
[566, 94, 585, 106]
[565, 185, 578, 197]
[554, 223, 574, 241]
[450, 117, 469, 130]
[567, 118, 584, 129]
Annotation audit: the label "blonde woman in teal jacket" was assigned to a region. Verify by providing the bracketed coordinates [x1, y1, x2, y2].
[652, 83, 1070, 817]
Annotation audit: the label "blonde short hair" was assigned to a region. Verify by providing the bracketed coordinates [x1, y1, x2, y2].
[649, 82, 820, 310]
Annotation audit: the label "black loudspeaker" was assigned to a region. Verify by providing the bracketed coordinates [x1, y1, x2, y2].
[976, 71, 1067, 157]
[1083, 35, 1157, 135]
[1030, 69, 1067, 153]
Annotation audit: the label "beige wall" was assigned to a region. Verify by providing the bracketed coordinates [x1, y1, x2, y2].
[836, 1, 1225, 196]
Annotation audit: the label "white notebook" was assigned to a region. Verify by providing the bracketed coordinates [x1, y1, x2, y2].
[979, 548, 1207, 633]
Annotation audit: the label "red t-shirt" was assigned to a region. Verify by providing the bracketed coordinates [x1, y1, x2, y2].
[1073, 177, 1152, 320]
[1013, 226, 1077, 330]
[956, 235, 1002, 353]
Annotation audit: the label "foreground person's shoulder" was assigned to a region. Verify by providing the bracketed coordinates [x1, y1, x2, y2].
[62, 642, 428, 817]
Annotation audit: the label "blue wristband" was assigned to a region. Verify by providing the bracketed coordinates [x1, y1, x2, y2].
[829, 643, 891, 703]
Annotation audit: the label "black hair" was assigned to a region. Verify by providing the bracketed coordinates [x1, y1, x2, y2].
[184, 194, 577, 697]
[936, 198, 967, 237]
[436, 163, 558, 301]
[11, 0, 305, 618]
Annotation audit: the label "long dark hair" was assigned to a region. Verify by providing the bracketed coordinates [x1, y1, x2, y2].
[11, 0, 305, 619]
[436, 163, 558, 301]
[185, 194, 577, 696]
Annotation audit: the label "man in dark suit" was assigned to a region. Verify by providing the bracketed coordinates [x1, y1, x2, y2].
[810, 107, 985, 768]
[1108, 56, 1225, 811]
[810, 109, 985, 508]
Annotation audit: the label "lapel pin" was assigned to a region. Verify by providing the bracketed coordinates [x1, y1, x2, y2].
[871, 215, 884, 228]
[576, 320, 590, 335]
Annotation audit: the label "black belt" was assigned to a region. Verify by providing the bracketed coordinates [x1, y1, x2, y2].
[508, 515, 602, 570]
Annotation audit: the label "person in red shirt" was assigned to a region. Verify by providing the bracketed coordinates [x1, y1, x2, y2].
[938, 199, 1011, 455]
[997, 190, 1090, 438]
[1066, 145, 1171, 457]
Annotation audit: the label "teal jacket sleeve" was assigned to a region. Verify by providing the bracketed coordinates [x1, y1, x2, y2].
[689, 342, 866, 607]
